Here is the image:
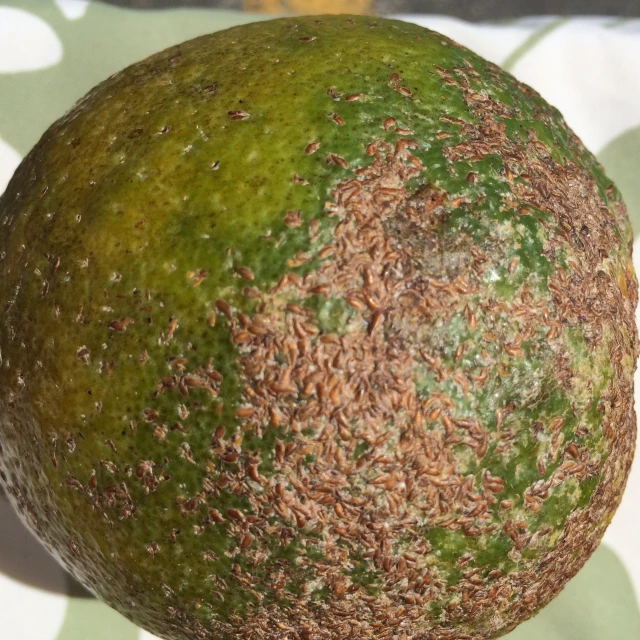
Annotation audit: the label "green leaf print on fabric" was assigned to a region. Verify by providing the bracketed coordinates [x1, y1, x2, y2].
[598, 125, 640, 235]
[501, 18, 568, 71]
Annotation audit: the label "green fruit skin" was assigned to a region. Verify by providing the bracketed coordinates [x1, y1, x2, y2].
[0, 14, 636, 640]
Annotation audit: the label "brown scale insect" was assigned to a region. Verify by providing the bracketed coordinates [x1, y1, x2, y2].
[292, 173, 309, 185]
[187, 268, 207, 287]
[227, 111, 250, 120]
[108, 317, 133, 332]
[383, 117, 396, 131]
[100, 460, 118, 474]
[326, 153, 349, 169]
[305, 141, 321, 154]
[234, 266, 255, 282]
[214, 299, 232, 317]
[326, 86, 341, 101]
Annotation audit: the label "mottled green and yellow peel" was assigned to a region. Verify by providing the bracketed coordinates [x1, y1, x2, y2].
[0, 14, 636, 640]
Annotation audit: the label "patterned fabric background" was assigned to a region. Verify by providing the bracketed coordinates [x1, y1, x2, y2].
[101, 0, 640, 21]
[0, 2, 639, 639]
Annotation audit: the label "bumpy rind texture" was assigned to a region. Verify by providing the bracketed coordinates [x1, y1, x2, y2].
[0, 15, 637, 640]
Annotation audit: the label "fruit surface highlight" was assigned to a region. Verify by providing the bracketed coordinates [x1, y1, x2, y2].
[0, 14, 637, 640]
